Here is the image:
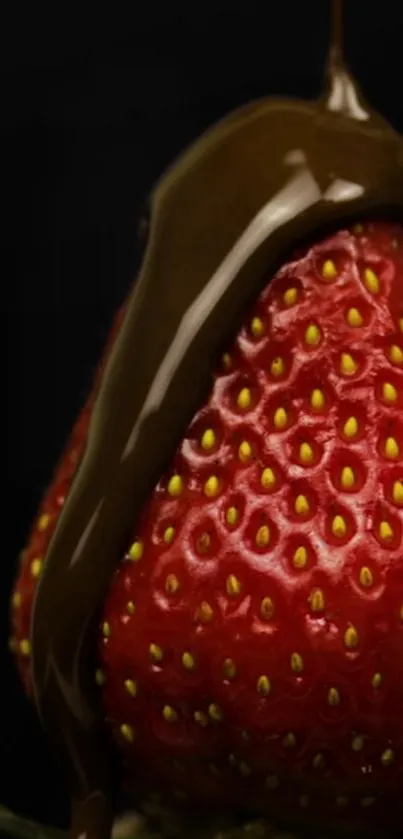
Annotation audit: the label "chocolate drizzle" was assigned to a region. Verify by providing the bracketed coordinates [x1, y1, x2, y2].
[31, 3, 403, 838]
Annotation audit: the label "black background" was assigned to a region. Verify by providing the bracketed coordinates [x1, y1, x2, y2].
[3, 0, 403, 830]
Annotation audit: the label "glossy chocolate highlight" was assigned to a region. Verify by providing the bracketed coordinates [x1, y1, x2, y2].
[30, 4, 403, 837]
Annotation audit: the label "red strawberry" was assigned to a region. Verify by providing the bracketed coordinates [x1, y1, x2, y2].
[10, 222, 403, 836]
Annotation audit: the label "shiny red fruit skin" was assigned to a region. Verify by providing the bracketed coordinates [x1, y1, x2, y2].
[11, 223, 403, 836]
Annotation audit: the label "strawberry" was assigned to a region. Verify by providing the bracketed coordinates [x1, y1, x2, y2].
[10, 221, 403, 836]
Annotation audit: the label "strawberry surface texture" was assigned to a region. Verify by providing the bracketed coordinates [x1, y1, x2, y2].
[10, 222, 403, 836]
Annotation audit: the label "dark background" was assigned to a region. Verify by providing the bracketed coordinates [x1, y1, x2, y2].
[3, 0, 403, 830]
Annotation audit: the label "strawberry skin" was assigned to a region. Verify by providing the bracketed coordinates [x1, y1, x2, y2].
[11, 222, 403, 835]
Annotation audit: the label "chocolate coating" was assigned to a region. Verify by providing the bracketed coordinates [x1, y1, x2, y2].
[31, 5, 403, 838]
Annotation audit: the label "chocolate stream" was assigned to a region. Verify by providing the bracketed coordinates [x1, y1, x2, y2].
[31, 3, 403, 837]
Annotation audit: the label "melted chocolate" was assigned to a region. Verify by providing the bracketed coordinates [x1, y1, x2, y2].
[31, 3, 403, 837]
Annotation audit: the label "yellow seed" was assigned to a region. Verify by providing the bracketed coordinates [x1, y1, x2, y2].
[255, 525, 270, 548]
[201, 428, 216, 450]
[364, 267, 380, 295]
[260, 596, 274, 620]
[223, 658, 237, 680]
[120, 724, 135, 743]
[12, 591, 21, 609]
[346, 307, 363, 327]
[359, 566, 373, 588]
[149, 643, 163, 663]
[124, 678, 137, 697]
[389, 344, 403, 366]
[238, 441, 252, 462]
[257, 675, 271, 696]
[382, 382, 398, 403]
[194, 710, 209, 727]
[322, 259, 337, 280]
[340, 352, 358, 376]
[293, 546, 308, 569]
[313, 753, 325, 770]
[343, 416, 358, 438]
[226, 506, 239, 526]
[204, 476, 220, 497]
[163, 705, 178, 723]
[341, 466, 355, 489]
[384, 436, 400, 459]
[372, 673, 382, 689]
[261, 467, 276, 490]
[38, 513, 51, 531]
[344, 626, 359, 649]
[102, 622, 111, 638]
[182, 652, 196, 670]
[239, 761, 251, 777]
[332, 515, 347, 538]
[168, 475, 183, 497]
[196, 601, 214, 623]
[328, 687, 340, 706]
[381, 748, 394, 767]
[19, 639, 31, 657]
[126, 601, 135, 615]
[283, 287, 298, 306]
[400, 605, 403, 621]
[196, 532, 209, 552]
[30, 558, 43, 578]
[282, 732, 296, 749]
[399, 317, 403, 333]
[165, 573, 180, 594]
[379, 520, 393, 542]
[353, 223, 363, 234]
[290, 653, 304, 673]
[237, 387, 252, 410]
[352, 735, 364, 752]
[392, 480, 403, 505]
[311, 388, 325, 410]
[299, 442, 314, 464]
[226, 575, 241, 597]
[274, 406, 288, 429]
[251, 316, 264, 337]
[270, 357, 285, 377]
[208, 703, 223, 722]
[128, 541, 143, 561]
[163, 526, 175, 544]
[222, 352, 232, 371]
[305, 323, 321, 346]
[295, 494, 310, 515]
[309, 588, 325, 612]
[95, 669, 106, 686]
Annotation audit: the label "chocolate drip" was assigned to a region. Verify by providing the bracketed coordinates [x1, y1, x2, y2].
[31, 2, 403, 837]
